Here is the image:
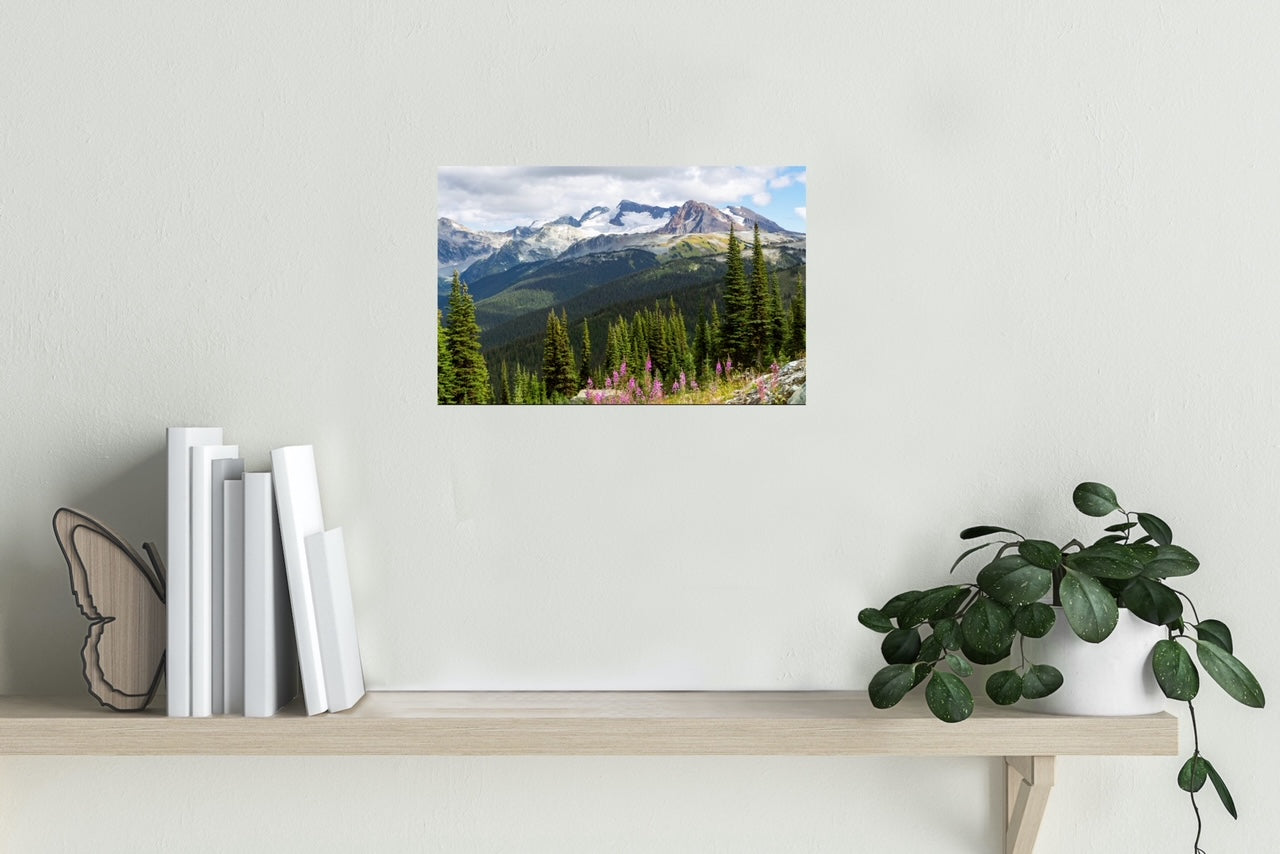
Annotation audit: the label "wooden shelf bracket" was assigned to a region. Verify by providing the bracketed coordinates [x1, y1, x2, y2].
[1005, 755, 1055, 854]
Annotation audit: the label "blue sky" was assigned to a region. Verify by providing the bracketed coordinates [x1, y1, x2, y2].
[439, 166, 806, 233]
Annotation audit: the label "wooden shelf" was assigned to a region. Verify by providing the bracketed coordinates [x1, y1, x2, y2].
[0, 690, 1176, 757]
[0, 690, 1177, 854]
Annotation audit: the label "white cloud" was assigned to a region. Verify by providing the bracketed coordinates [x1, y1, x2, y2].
[438, 166, 796, 231]
[768, 174, 793, 189]
[796, 171, 807, 184]
[795, 206, 807, 221]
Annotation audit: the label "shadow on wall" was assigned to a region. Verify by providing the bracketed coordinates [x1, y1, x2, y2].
[1, 450, 166, 696]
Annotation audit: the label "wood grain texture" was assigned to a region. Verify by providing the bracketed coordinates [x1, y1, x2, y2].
[0, 691, 1179, 756]
[51, 508, 166, 712]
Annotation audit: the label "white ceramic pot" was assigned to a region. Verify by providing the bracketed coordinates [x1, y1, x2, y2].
[1020, 607, 1167, 716]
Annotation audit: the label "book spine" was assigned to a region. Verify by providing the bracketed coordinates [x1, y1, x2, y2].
[209, 457, 244, 715]
[190, 445, 239, 718]
[222, 478, 246, 716]
[166, 427, 222, 717]
[244, 472, 298, 717]
[270, 445, 329, 715]
[305, 528, 365, 713]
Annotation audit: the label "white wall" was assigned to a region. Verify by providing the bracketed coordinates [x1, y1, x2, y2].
[2, 2, 1277, 851]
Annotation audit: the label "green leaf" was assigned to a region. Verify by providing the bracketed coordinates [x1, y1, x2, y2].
[1121, 577, 1184, 626]
[1179, 755, 1208, 792]
[949, 541, 996, 574]
[1066, 543, 1145, 579]
[960, 525, 1020, 540]
[898, 585, 970, 628]
[881, 627, 922, 665]
[880, 590, 923, 620]
[858, 608, 894, 633]
[1132, 534, 1154, 545]
[1128, 543, 1158, 564]
[1073, 482, 1120, 517]
[1195, 620, 1233, 654]
[1059, 568, 1119, 642]
[1143, 545, 1200, 579]
[1135, 512, 1173, 547]
[1152, 639, 1199, 701]
[961, 597, 1015, 656]
[977, 557, 1053, 607]
[985, 670, 1024, 705]
[869, 664, 921, 709]
[1018, 539, 1063, 570]
[1204, 759, 1238, 819]
[933, 618, 961, 650]
[945, 653, 974, 677]
[1104, 521, 1138, 533]
[925, 671, 974, 723]
[1021, 664, 1064, 699]
[961, 638, 1013, 665]
[1093, 534, 1126, 546]
[1194, 640, 1266, 708]
[1012, 602, 1056, 638]
[917, 634, 944, 663]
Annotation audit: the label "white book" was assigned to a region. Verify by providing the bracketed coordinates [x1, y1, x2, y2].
[270, 445, 328, 715]
[190, 444, 239, 717]
[222, 479, 246, 716]
[166, 427, 223, 717]
[244, 472, 298, 717]
[210, 457, 244, 714]
[305, 528, 365, 713]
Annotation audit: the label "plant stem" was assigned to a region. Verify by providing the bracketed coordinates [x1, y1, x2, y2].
[1188, 698, 1205, 854]
[1175, 590, 1203, 626]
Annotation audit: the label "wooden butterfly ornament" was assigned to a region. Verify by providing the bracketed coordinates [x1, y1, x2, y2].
[52, 508, 166, 711]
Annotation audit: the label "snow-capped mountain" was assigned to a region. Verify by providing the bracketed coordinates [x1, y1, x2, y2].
[438, 199, 804, 283]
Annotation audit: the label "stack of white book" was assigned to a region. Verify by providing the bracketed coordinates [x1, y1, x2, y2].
[166, 428, 365, 717]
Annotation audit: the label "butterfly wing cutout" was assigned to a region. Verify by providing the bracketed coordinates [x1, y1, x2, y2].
[52, 508, 166, 711]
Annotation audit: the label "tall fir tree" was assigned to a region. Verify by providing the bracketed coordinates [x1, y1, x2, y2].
[786, 271, 806, 356]
[768, 271, 785, 361]
[719, 224, 750, 366]
[437, 309, 456, 404]
[444, 272, 490, 404]
[708, 301, 722, 365]
[747, 223, 771, 369]
[499, 360, 512, 405]
[578, 318, 593, 388]
[542, 309, 577, 400]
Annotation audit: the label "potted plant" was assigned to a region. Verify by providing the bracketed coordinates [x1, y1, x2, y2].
[859, 482, 1264, 850]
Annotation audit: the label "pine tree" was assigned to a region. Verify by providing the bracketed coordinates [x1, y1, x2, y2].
[768, 271, 785, 362]
[747, 223, 770, 369]
[578, 318, 593, 389]
[437, 309, 456, 404]
[708, 301, 722, 364]
[542, 310, 577, 400]
[787, 271, 806, 356]
[444, 272, 490, 404]
[719, 225, 750, 366]
[499, 360, 512, 405]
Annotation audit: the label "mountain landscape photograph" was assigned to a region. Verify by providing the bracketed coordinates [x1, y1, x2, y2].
[437, 166, 807, 405]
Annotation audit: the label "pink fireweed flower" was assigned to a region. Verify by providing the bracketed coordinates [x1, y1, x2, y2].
[691, 380, 700, 391]
[652, 381, 663, 400]
[645, 357, 653, 374]
[771, 362, 780, 378]
[715, 361, 723, 378]
[726, 357, 733, 373]
[758, 379, 767, 403]
[586, 377, 594, 389]
[620, 361, 628, 376]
